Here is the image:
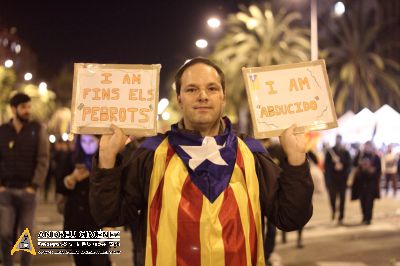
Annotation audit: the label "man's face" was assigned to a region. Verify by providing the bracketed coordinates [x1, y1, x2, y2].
[335, 136, 342, 146]
[177, 63, 225, 130]
[386, 145, 392, 153]
[364, 142, 374, 154]
[12, 102, 31, 123]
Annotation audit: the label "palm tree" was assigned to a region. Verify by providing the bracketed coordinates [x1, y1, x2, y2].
[0, 66, 57, 123]
[210, 4, 311, 120]
[0, 66, 17, 123]
[320, 2, 400, 114]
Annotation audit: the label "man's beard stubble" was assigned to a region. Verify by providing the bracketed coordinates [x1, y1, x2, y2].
[16, 112, 30, 123]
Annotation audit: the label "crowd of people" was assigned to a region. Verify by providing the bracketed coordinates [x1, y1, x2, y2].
[261, 134, 399, 265]
[0, 58, 399, 266]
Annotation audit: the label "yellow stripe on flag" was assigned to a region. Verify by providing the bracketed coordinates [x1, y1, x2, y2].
[230, 168, 252, 266]
[145, 139, 169, 266]
[237, 139, 265, 265]
[199, 193, 225, 266]
[156, 153, 188, 265]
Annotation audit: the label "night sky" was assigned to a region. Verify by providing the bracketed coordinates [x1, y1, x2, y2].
[1, 0, 253, 97]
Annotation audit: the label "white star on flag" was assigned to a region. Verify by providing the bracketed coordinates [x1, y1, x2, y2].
[180, 136, 228, 170]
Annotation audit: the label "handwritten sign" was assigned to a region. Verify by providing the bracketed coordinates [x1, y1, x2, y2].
[242, 60, 338, 138]
[71, 63, 161, 136]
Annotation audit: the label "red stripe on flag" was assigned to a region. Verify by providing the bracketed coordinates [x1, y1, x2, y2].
[247, 198, 258, 266]
[236, 147, 245, 176]
[166, 143, 175, 165]
[219, 186, 247, 266]
[149, 178, 164, 266]
[149, 144, 175, 265]
[176, 177, 203, 266]
[237, 148, 258, 266]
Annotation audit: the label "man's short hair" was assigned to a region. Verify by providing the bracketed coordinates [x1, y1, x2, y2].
[174, 57, 225, 95]
[365, 140, 373, 146]
[9, 93, 31, 107]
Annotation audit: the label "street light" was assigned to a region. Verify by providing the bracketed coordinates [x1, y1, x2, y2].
[49, 135, 56, 143]
[334, 1, 345, 17]
[24, 72, 33, 81]
[161, 111, 170, 121]
[310, 1, 345, 60]
[207, 17, 221, 29]
[310, 0, 318, 60]
[61, 133, 69, 141]
[157, 98, 169, 115]
[39, 82, 48, 95]
[4, 59, 13, 68]
[195, 39, 208, 49]
[15, 44, 21, 54]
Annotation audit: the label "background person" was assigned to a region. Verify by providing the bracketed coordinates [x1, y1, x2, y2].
[56, 134, 111, 266]
[0, 93, 50, 266]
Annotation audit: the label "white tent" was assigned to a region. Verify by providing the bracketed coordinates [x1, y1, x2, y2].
[373, 104, 400, 146]
[321, 110, 355, 146]
[341, 108, 376, 144]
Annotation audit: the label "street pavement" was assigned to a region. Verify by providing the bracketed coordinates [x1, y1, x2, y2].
[270, 190, 400, 266]
[2, 188, 399, 266]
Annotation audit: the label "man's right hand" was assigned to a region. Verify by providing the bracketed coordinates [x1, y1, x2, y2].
[99, 124, 128, 169]
[0, 186, 6, 192]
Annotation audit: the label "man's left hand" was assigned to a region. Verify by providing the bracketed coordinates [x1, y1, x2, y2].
[25, 187, 36, 194]
[279, 124, 306, 166]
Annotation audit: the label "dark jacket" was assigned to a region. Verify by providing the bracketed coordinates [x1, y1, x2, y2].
[324, 146, 351, 184]
[55, 145, 106, 231]
[0, 120, 49, 188]
[89, 132, 314, 266]
[351, 151, 381, 200]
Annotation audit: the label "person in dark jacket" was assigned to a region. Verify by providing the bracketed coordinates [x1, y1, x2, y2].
[324, 134, 351, 224]
[56, 134, 111, 266]
[351, 141, 381, 225]
[90, 58, 314, 266]
[0, 93, 49, 266]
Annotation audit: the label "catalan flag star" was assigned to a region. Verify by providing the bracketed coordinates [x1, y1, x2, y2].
[180, 136, 228, 170]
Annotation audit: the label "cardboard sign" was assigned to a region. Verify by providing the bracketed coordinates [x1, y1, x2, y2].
[71, 63, 161, 136]
[242, 60, 337, 138]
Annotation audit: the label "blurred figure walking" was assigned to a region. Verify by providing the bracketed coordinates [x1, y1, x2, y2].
[56, 134, 111, 266]
[352, 141, 382, 225]
[381, 144, 398, 196]
[324, 135, 351, 224]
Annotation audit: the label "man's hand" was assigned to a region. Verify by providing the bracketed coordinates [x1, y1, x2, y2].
[0, 186, 6, 192]
[25, 187, 36, 194]
[279, 124, 306, 166]
[99, 124, 128, 169]
[72, 167, 90, 182]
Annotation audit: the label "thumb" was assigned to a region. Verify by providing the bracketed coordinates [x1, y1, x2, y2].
[288, 124, 297, 134]
[110, 123, 118, 133]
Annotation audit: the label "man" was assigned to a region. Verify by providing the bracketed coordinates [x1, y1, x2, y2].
[381, 144, 398, 196]
[352, 141, 381, 225]
[324, 134, 351, 224]
[90, 58, 314, 266]
[0, 93, 50, 266]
